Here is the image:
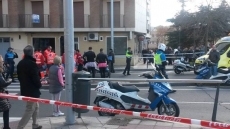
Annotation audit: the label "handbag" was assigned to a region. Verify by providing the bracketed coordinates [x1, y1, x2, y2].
[0, 90, 11, 112]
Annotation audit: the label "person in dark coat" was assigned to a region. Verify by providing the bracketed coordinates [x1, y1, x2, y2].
[0, 55, 12, 129]
[107, 49, 115, 73]
[96, 48, 108, 78]
[208, 45, 220, 76]
[142, 49, 148, 64]
[16, 45, 42, 129]
[4, 47, 18, 82]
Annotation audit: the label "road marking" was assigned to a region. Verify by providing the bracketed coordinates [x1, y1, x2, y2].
[178, 102, 230, 105]
[0, 117, 21, 123]
[9, 93, 18, 95]
[6, 88, 230, 92]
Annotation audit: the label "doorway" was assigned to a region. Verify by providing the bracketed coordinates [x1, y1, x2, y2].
[0, 37, 10, 57]
[60, 36, 79, 55]
[33, 38, 55, 53]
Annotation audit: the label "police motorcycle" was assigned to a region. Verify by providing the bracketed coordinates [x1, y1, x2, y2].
[173, 57, 194, 74]
[195, 59, 230, 86]
[94, 63, 180, 117]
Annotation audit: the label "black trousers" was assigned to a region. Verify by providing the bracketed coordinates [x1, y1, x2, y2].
[160, 67, 168, 79]
[123, 58, 131, 74]
[87, 67, 95, 78]
[108, 61, 114, 73]
[77, 64, 83, 71]
[3, 109, 9, 128]
[99, 67, 106, 78]
[6, 64, 14, 80]
[143, 55, 147, 64]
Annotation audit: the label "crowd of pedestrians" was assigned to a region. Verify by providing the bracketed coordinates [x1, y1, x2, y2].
[141, 45, 206, 65]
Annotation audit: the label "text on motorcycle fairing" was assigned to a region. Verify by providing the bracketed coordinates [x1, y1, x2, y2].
[95, 88, 119, 98]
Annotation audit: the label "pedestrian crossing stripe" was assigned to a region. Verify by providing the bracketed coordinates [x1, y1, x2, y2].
[0, 117, 21, 124]
[9, 93, 18, 95]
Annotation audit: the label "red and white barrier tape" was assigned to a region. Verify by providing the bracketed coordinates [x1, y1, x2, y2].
[0, 93, 229, 129]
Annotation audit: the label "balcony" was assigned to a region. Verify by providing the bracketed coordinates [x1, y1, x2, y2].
[0, 14, 131, 31]
[60, 14, 89, 28]
[18, 14, 50, 28]
[0, 15, 9, 28]
[101, 14, 125, 28]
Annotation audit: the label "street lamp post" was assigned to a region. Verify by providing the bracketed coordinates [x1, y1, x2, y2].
[110, 0, 114, 50]
[179, 26, 181, 46]
[63, 0, 76, 124]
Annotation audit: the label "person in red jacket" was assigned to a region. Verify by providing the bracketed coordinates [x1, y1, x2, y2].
[62, 51, 77, 68]
[76, 49, 84, 71]
[47, 51, 56, 68]
[44, 46, 52, 64]
[34, 49, 45, 71]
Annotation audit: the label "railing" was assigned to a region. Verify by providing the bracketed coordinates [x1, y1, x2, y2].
[101, 14, 124, 28]
[18, 14, 50, 28]
[0, 14, 9, 28]
[60, 14, 89, 28]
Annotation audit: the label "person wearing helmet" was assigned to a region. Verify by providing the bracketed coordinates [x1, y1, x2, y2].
[154, 43, 176, 93]
[154, 43, 168, 78]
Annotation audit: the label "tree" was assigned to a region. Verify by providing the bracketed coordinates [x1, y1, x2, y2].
[166, 0, 230, 49]
[153, 26, 169, 44]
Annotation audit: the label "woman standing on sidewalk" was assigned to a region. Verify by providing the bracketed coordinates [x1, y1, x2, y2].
[0, 55, 12, 129]
[49, 56, 65, 117]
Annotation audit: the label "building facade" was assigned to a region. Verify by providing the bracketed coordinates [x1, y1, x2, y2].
[0, 0, 151, 65]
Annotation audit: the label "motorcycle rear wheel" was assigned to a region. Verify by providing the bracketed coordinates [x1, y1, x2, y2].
[174, 67, 182, 74]
[96, 97, 116, 116]
[157, 102, 180, 117]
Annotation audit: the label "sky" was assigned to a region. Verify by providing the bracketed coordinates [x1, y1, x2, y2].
[151, 0, 230, 27]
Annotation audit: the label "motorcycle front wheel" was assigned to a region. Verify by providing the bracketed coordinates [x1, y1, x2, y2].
[157, 102, 180, 117]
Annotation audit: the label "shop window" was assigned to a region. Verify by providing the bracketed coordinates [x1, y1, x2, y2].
[33, 38, 55, 53]
[106, 37, 128, 55]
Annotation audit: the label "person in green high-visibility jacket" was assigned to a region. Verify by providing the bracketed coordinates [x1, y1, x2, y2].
[154, 43, 176, 93]
[154, 43, 168, 79]
[123, 47, 133, 75]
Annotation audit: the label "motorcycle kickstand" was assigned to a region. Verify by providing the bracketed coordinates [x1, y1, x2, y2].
[162, 100, 170, 113]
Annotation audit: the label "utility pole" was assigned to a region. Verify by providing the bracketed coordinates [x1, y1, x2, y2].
[179, 26, 181, 46]
[63, 0, 76, 124]
[110, 0, 114, 50]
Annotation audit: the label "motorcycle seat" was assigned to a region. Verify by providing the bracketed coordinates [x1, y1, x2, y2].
[181, 61, 190, 64]
[109, 82, 140, 93]
[218, 68, 230, 74]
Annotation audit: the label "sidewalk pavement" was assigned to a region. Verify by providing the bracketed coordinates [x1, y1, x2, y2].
[4, 116, 211, 129]
[114, 63, 174, 71]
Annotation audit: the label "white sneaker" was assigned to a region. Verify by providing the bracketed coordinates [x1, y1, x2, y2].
[52, 112, 59, 117]
[58, 111, 65, 116]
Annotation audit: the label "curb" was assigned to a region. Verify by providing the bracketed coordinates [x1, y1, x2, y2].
[114, 68, 174, 71]
[40, 83, 195, 89]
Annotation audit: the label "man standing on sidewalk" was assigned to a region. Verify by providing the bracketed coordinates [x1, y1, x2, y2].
[208, 45, 220, 76]
[4, 47, 18, 82]
[123, 47, 133, 76]
[17, 45, 42, 129]
[108, 49, 115, 73]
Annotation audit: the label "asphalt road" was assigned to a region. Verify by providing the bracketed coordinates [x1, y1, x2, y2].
[4, 70, 230, 123]
[4, 86, 230, 123]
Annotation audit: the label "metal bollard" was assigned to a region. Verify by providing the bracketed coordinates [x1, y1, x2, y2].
[211, 84, 220, 121]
